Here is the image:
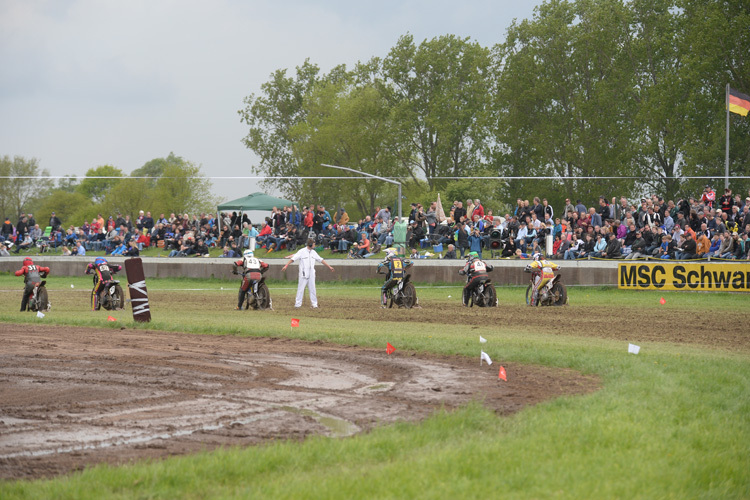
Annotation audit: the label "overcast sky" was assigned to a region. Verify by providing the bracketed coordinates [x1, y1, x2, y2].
[0, 0, 542, 202]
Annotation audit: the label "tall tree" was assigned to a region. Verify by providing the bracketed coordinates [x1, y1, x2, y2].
[381, 34, 491, 189]
[625, 0, 689, 200]
[77, 165, 124, 203]
[238, 60, 321, 198]
[0, 155, 53, 219]
[289, 75, 404, 216]
[492, 0, 638, 207]
[678, 0, 750, 195]
[131, 152, 186, 188]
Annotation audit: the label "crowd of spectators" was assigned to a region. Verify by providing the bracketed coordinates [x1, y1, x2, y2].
[1, 185, 749, 261]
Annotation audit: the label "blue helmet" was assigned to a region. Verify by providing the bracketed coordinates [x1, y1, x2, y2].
[95, 257, 107, 266]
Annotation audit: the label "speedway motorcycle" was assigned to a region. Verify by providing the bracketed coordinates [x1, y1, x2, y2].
[383, 273, 417, 309]
[459, 266, 498, 308]
[27, 275, 50, 312]
[239, 268, 272, 310]
[525, 270, 567, 306]
[98, 277, 125, 310]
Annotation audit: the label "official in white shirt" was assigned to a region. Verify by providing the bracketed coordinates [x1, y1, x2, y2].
[282, 238, 335, 308]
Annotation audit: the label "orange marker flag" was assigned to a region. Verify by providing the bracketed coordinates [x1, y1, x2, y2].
[107, 316, 116, 322]
[498, 366, 507, 381]
[386, 342, 396, 355]
[659, 297, 666, 305]
[291, 318, 300, 327]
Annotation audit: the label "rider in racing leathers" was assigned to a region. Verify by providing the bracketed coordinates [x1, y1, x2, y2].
[15, 257, 50, 311]
[377, 248, 413, 307]
[233, 250, 269, 310]
[85, 257, 123, 310]
[524, 252, 560, 306]
[460, 251, 493, 306]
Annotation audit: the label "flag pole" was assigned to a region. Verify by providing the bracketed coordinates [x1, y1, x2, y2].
[725, 83, 730, 190]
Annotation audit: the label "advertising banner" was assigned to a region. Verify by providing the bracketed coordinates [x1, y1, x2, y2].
[618, 262, 750, 292]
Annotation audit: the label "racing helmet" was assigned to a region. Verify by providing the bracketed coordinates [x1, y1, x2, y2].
[467, 251, 479, 260]
[384, 248, 396, 258]
[243, 250, 254, 259]
[532, 252, 542, 262]
[23, 257, 33, 266]
[95, 257, 107, 266]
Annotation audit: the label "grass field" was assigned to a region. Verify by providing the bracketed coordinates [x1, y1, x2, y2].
[1, 274, 749, 499]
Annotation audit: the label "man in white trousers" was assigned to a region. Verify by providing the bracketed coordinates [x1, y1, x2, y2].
[282, 238, 335, 308]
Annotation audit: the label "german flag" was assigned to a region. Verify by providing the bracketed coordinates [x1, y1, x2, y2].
[728, 87, 750, 117]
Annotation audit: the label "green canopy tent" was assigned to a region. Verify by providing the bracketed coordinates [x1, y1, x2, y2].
[218, 192, 296, 212]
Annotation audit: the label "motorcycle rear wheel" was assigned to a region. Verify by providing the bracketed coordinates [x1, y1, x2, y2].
[36, 287, 49, 312]
[482, 284, 497, 307]
[112, 285, 124, 310]
[255, 282, 271, 310]
[399, 282, 416, 309]
[98, 289, 110, 310]
[550, 282, 567, 306]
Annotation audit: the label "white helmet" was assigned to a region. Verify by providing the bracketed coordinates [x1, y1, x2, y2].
[532, 252, 542, 262]
[384, 248, 396, 258]
[243, 250, 254, 259]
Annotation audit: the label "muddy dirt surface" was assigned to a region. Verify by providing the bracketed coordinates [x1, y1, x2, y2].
[0, 324, 598, 480]
[302, 298, 750, 351]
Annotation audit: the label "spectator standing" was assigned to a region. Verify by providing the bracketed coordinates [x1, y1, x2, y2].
[49, 212, 62, 232]
[701, 185, 716, 209]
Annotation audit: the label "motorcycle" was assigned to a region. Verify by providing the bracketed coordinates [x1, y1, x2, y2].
[27, 277, 50, 313]
[526, 271, 567, 306]
[239, 269, 272, 310]
[459, 272, 498, 307]
[384, 274, 417, 309]
[98, 279, 125, 310]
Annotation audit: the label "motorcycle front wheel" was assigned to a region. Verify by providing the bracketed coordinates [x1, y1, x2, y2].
[525, 284, 540, 306]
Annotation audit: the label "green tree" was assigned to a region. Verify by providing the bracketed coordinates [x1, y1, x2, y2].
[381, 34, 491, 189]
[92, 155, 218, 218]
[35, 190, 94, 228]
[131, 152, 186, 188]
[678, 0, 750, 195]
[150, 162, 218, 215]
[492, 0, 638, 207]
[0, 155, 53, 219]
[77, 165, 124, 203]
[624, 0, 689, 200]
[238, 60, 321, 198]
[290, 75, 405, 217]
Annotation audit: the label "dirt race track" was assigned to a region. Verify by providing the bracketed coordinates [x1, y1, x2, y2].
[0, 323, 599, 480]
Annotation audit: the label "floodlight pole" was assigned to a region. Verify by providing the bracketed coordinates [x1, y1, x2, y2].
[321, 164, 402, 221]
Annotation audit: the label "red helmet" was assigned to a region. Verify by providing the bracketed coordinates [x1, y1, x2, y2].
[23, 257, 33, 266]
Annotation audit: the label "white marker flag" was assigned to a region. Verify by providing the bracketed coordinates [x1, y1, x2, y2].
[480, 350, 493, 366]
[36, 311, 45, 319]
[479, 336, 487, 343]
[628, 343, 640, 354]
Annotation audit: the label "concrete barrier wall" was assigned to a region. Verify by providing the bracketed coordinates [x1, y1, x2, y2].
[0, 256, 619, 286]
